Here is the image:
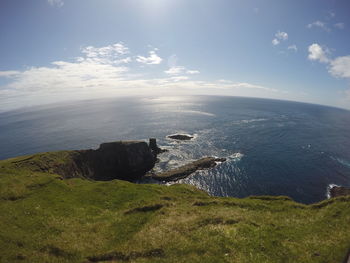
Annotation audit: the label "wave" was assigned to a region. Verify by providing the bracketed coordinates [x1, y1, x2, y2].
[330, 156, 350, 168]
[228, 152, 244, 161]
[171, 110, 216, 117]
[233, 118, 268, 125]
[326, 184, 340, 199]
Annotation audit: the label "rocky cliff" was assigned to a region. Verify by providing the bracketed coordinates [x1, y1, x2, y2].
[329, 186, 350, 198]
[53, 141, 156, 181]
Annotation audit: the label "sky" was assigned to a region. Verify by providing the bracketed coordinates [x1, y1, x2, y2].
[1, 0, 350, 112]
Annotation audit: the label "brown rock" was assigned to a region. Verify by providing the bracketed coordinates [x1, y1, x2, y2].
[329, 186, 350, 198]
[152, 157, 226, 181]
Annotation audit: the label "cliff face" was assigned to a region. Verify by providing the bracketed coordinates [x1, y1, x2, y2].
[330, 186, 350, 198]
[53, 141, 156, 181]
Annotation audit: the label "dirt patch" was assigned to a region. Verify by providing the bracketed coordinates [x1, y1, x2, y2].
[2, 195, 26, 201]
[41, 245, 74, 259]
[248, 196, 292, 201]
[87, 248, 165, 262]
[193, 201, 218, 206]
[125, 204, 164, 214]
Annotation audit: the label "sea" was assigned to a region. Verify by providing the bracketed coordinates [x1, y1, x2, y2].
[1, 95, 350, 204]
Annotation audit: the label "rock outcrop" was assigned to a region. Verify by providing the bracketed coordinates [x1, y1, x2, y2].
[55, 141, 156, 181]
[149, 138, 167, 155]
[151, 157, 226, 181]
[329, 186, 350, 198]
[167, 134, 194, 141]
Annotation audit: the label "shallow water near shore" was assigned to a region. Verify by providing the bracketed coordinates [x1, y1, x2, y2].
[1, 95, 350, 204]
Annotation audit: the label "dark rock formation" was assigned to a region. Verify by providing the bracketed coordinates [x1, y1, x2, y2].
[55, 141, 156, 181]
[34, 138, 223, 183]
[329, 186, 350, 198]
[87, 248, 165, 262]
[151, 157, 226, 181]
[167, 134, 194, 141]
[214, 157, 226, 163]
[149, 138, 167, 155]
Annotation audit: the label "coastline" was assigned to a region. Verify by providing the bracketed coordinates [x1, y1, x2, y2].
[1, 138, 350, 262]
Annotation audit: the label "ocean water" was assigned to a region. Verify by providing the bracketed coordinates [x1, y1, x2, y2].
[1, 95, 350, 204]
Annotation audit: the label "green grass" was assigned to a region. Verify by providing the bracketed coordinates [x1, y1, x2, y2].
[0, 152, 350, 262]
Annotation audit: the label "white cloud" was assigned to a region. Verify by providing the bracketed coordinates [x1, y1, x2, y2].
[165, 66, 200, 76]
[164, 66, 185, 75]
[214, 80, 278, 92]
[308, 43, 330, 63]
[48, 0, 64, 7]
[272, 39, 280, 46]
[307, 44, 350, 80]
[334, 22, 345, 29]
[287, 45, 298, 52]
[307, 46, 350, 82]
[328, 11, 336, 18]
[275, 31, 288, 41]
[272, 31, 288, 46]
[80, 43, 130, 65]
[0, 42, 287, 112]
[306, 41, 350, 108]
[218, 79, 232, 84]
[136, 50, 162, 65]
[329, 56, 350, 78]
[0, 71, 20, 77]
[187, 70, 200, 74]
[230, 82, 279, 92]
[82, 43, 129, 57]
[307, 21, 330, 32]
[117, 57, 132, 64]
[170, 76, 189, 82]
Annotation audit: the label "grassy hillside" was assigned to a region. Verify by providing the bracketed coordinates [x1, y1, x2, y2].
[0, 151, 350, 262]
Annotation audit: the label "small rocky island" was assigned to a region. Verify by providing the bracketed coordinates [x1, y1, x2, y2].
[150, 157, 226, 181]
[167, 134, 194, 141]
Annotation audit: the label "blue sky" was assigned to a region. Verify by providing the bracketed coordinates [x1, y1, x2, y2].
[1, 0, 350, 111]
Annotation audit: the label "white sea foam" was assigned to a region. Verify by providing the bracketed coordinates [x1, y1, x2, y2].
[326, 184, 340, 199]
[171, 110, 216, 117]
[233, 118, 268, 125]
[228, 152, 244, 161]
[212, 155, 226, 165]
[241, 118, 267, 123]
[331, 156, 350, 168]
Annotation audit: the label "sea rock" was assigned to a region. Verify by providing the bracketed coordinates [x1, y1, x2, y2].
[329, 186, 350, 198]
[214, 157, 227, 163]
[152, 157, 226, 182]
[149, 138, 167, 155]
[167, 134, 194, 141]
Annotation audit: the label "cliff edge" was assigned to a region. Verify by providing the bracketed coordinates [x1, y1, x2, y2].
[5, 140, 156, 182]
[1, 141, 350, 263]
